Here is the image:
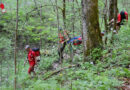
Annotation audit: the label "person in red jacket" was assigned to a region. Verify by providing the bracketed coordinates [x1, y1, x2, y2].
[24, 45, 37, 77]
[117, 11, 128, 26]
[0, 3, 6, 13]
[109, 11, 128, 31]
[58, 28, 70, 62]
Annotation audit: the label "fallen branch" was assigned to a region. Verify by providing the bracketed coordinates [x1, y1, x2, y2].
[44, 64, 80, 80]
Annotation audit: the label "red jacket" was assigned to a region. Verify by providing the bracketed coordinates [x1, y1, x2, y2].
[58, 33, 65, 43]
[0, 3, 4, 10]
[117, 11, 128, 23]
[28, 50, 36, 63]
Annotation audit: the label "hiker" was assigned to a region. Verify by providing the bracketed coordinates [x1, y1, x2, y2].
[0, 3, 6, 13]
[109, 10, 128, 30]
[58, 28, 70, 61]
[24, 45, 37, 77]
[116, 11, 128, 30]
[117, 11, 128, 25]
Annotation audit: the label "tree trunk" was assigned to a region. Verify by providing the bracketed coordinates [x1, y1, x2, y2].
[62, 0, 66, 29]
[110, 0, 118, 43]
[72, 0, 75, 37]
[82, 0, 102, 61]
[109, 0, 114, 21]
[113, 0, 117, 30]
[103, 0, 109, 44]
[103, 0, 108, 31]
[55, 0, 63, 64]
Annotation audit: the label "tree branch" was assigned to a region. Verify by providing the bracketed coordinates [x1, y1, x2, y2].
[26, 5, 62, 15]
[43, 64, 80, 80]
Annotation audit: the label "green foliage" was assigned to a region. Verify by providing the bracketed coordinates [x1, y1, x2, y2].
[0, 0, 130, 90]
[0, 36, 12, 60]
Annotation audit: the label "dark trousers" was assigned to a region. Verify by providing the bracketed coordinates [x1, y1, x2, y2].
[58, 42, 66, 61]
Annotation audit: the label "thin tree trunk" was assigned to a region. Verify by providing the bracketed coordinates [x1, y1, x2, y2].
[82, 0, 87, 55]
[113, 0, 117, 30]
[103, 0, 109, 44]
[55, 0, 62, 63]
[104, 14, 108, 45]
[103, 0, 108, 31]
[14, 0, 19, 89]
[72, 0, 75, 37]
[62, 0, 66, 29]
[40, 3, 43, 48]
[111, 0, 118, 43]
[82, 0, 102, 61]
[33, 0, 44, 48]
[109, 0, 114, 21]
[50, 0, 56, 12]
[70, 0, 75, 62]
[33, 0, 44, 22]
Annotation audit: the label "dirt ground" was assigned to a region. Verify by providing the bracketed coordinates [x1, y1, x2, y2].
[117, 78, 130, 90]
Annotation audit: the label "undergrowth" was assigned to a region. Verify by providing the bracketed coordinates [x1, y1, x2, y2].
[0, 23, 130, 90]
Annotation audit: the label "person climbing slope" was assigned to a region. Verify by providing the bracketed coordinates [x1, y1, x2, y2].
[117, 11, 128, 26]
[109, 10, 128, 30]
[24, 45, 37, 77]
[58, 28, 70, 62]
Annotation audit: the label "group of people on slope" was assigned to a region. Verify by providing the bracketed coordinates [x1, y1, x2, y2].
[24, 10, 128, 77]
[24, 30, 83, 77]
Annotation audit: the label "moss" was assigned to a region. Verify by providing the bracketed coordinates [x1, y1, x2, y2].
[84, 0, 102, 58]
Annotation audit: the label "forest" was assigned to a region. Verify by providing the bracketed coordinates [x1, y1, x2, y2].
[0, 0, 130, 90]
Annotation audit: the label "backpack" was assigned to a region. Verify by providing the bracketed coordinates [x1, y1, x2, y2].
[120, 11, 126, 22]
[67, 36, 82, 45]
[73, 37, 82, 45]
[32, 48, 41, 62]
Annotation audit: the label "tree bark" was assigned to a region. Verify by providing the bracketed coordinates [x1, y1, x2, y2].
[72, 0, 75, 37]
[55, 0, 63, 63]
[113, 0, 117, 30]
[62, 0, 66, 29]
[110, 0, 118, 43]
[103, 0, 108, 31]
[109, 0, 114, 21]
[103, 0, 109, 44]
[82, 0, 102, 61]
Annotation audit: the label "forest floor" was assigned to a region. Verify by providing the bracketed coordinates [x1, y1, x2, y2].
[0, 24, 130, 90]
[117, 78, 130, 90]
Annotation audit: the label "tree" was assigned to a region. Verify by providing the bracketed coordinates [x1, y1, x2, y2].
[82, 0, 102, 61]
[113, 0, 118, 30]
[109, 0, 118, 26]
[109, 0, 114, 21]
[103, 0, 109, 44]
[62, 0, 66, 29]
[109, 0, 118, 43]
